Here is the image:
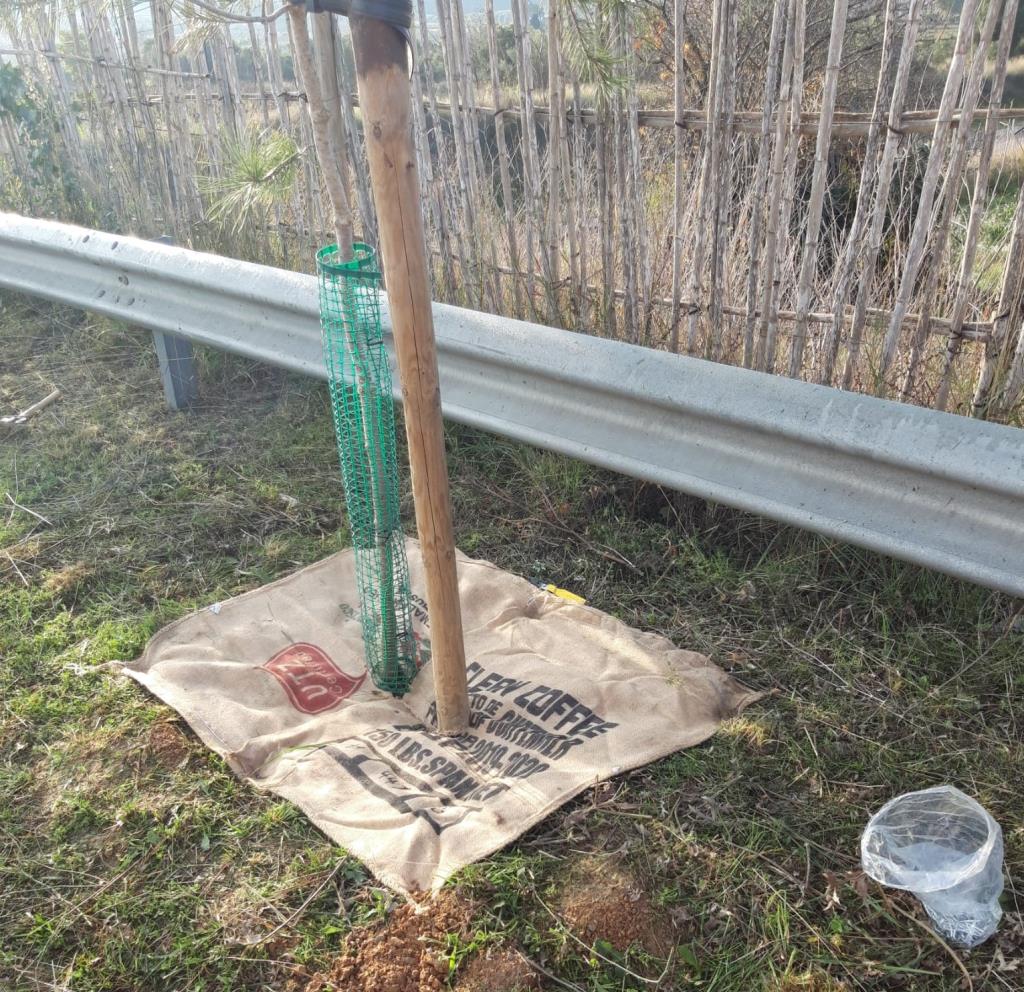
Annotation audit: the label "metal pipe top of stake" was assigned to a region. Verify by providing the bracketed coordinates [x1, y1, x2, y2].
[289, 0, 412, 30]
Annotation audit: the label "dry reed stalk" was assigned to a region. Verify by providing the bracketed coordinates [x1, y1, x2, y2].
[571, 77, 589, 328]
[264, 1, 291, 127]
[762, 0, 805, 372]
[1002, 321, 1024, 414]
[898, 0, 1003, 402]
[622, 12, 651, 344]
[818, 0, 899, 384]
[332, 24, 376, 245]
[413, 0, 458, 295]
[151, 0, 203, 240]
[707, 0, 738, 361]
[977, 184, 1024, 417]
[558, 48, 580, 322]
[788, 0, 847, 378]
[312, 12, 354, 243]
[511, 0, 544, 318]
[685, 0, 724, 354]
[841, 0, 923, 389]
[246, 9, 273, 129]
[933, 0, 1020, 411]
[740, 1, 786, 367]
[596, 87, 614, 336]
[545, 0, 563, 313]
[755, 0, 800, 371]
[668, 0, 691, 353]
[877, 0, 981, 389]
[450, 0, 502, 308]
[485, 0, 524, 315]
[435, 0, 486, 307]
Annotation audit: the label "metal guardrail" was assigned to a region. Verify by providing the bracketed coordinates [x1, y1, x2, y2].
[1, 213, 1022, 597]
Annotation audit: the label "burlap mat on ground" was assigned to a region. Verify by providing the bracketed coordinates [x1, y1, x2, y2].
[121, 541, 758, 894]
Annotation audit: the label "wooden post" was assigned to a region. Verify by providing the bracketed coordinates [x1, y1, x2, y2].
[349, 13, 469, 735]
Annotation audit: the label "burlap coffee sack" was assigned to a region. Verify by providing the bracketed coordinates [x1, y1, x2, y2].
[121, 541, 757, 893]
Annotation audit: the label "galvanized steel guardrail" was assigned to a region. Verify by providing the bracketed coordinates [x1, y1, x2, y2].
[1, 213, 1022, 597]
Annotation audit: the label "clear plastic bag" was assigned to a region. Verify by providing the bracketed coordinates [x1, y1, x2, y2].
[861, 785, 1003, 948]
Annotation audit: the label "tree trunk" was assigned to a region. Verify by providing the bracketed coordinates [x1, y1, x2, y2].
[288, 5, 354, 254]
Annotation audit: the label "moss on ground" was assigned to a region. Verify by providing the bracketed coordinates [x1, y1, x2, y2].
[1, 295, 1021, 991]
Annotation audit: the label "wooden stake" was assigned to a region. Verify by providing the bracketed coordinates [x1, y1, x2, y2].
[349, 13, 469, 735]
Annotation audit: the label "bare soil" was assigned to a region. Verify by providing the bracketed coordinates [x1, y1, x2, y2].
[557, 861, 677, 958]
[454, 947, 539, 992]
[147, 721, 190, 769]
[302, 891, 472, 992]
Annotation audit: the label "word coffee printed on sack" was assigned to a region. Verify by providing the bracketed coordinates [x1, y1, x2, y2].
[321, 660, 621, 832]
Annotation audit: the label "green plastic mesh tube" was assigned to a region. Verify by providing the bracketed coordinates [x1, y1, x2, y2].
[317, 243, 419, 695]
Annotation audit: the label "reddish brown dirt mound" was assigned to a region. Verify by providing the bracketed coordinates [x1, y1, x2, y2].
[454, 947, 539, 992]
[558, 864, 676, 958]
[303, 891, 472, 992]
[147, 721, 189, 768]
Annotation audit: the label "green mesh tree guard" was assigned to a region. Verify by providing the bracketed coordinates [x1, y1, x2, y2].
[317, 243, 419, 695]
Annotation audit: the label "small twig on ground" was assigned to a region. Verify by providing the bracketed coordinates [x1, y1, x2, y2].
[5, 493, 52, 527]
[515, 950, 586, 992]
[1, 388, 61, 430]
[887, 898, 974, 992]
[2, 549, 28, 586]
[242, 862, 344, 946]
[535, 893, 668, 986]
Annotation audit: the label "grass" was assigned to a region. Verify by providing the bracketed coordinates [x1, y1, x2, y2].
[1, 293, 1022, 991]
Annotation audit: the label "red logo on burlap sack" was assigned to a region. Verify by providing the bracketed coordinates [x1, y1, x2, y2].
[262, 643, 366, 714]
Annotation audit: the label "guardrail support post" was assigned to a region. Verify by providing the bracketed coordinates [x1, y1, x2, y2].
[150, 235, 198, 411]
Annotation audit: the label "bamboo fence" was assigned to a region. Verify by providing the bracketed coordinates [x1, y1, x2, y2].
[1, 0, 1023, 420]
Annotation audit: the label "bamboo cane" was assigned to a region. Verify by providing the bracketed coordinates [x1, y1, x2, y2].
[763, 0, 805, 373]
[754, 0, 798, 371]
[349, 11, 469, 735]
[484, 0, 523, 315]
[899, 0, 1002, 402]
[571, 77, 589, 329]
[841, 0, 923, 389]
[668, 0, 690, 354]
[545, 0, 563, 320]
[877, 0, 981, 390]
[788, 0, 846, 379]
[558, 47, 579, 322]
[740, 1, 786, 367]
[622, 10, 651, 345]
[685, 0, 723, 354]
[413, 0, 458, 295]
[247, 10, 274, 129]
[435, 0, 486, 308]
[1001, 322, 1024, 415]
[819, 0, 899, 385]
[510, 0, 542, 319]
[706, 0, 738, 361]
[934, 0, 1019, 411]
[596, 86, 614, 336]
[976, 184, 1024, 417]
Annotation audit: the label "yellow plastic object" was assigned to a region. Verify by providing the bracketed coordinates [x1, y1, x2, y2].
[538, 582, 586, 605]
